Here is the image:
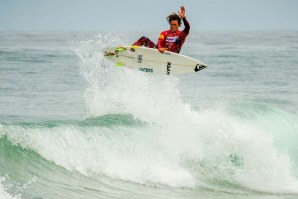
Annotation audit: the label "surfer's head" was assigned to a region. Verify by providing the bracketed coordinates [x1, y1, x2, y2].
[167, 13, 181, 32]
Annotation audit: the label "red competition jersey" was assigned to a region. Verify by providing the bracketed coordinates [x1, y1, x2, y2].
[157, 18, 190, 53]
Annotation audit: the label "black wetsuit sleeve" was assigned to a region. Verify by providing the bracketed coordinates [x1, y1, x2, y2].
[174, 18, 190, 46]
[182, 18, 190, 35]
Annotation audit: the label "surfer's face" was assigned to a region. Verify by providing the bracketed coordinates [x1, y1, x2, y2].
[170, 20, 179, 32]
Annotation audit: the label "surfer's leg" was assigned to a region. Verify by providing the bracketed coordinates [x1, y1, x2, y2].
[132, 36, 157, 48]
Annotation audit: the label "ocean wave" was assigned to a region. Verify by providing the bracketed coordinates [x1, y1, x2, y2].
[1, 103, 298, 195]
[1, 33, 298, 198]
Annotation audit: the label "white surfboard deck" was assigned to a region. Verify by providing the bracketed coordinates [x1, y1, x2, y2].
[103, 46, 207, 75]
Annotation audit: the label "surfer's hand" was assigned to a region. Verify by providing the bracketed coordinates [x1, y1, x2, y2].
[158, 48, 166, 53]
[178, 6, 185, 18]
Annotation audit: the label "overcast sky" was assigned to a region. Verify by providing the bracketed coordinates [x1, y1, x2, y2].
[1, 0, 298, 31]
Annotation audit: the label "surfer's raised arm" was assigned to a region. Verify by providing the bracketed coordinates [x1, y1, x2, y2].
[179, 6, 190, 35]
[178, 6, 186, 19]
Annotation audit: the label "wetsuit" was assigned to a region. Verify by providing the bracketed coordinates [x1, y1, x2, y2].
[132, 18, 190, 54]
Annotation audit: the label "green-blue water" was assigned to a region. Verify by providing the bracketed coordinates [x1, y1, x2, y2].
[0, 31, 298, 198]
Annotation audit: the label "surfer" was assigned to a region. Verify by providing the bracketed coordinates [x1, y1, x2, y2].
[132, 6, 190, 54]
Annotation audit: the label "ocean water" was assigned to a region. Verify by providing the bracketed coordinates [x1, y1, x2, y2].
[0, 31, 298, 199]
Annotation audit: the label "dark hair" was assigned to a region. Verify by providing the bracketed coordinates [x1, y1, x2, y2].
[167, 13, 182, 26]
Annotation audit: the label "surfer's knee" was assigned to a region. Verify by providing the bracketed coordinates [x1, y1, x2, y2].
[139, 36, 148, 41]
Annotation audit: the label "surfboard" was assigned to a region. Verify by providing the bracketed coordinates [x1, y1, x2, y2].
[102, 46, 207, 75]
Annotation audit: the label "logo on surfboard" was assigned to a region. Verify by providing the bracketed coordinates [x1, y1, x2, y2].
[139, 67, 153, 73]
[167, 62, 171, 75]
[137, 55, 143, 63]
[194, 64, 207, 72]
